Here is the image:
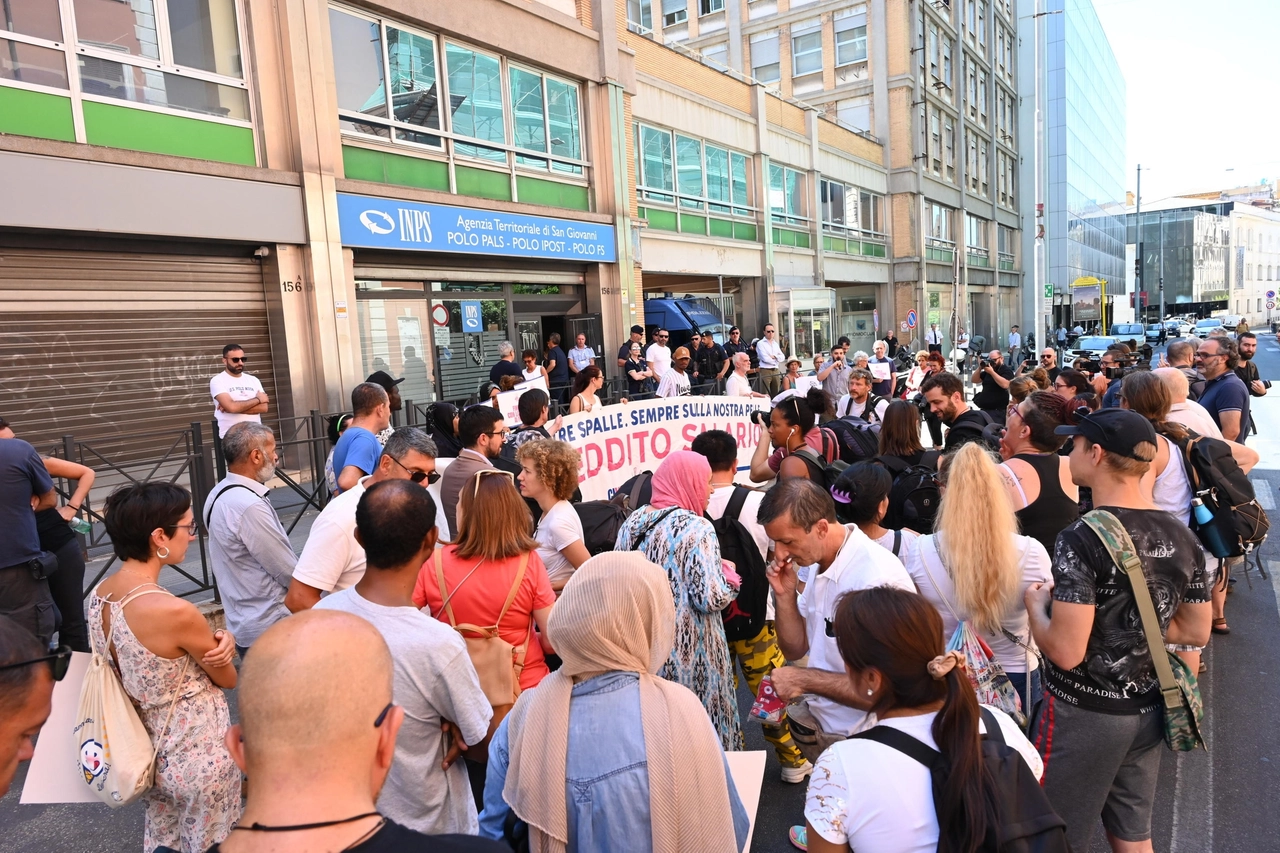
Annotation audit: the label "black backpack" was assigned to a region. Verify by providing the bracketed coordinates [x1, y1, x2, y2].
[827, 417, 882, 463]
[879, 451, 942, 534]
[710, 487, 769, 642]
[851, 707, 1068, 853]
[792, 446, 848, 492]
[1161, 426, 1270, 557]
[572, 471, 653, 555]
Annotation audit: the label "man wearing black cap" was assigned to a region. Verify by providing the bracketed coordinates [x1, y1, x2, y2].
[617, 325, 646, 369]
[1024, 408, 1212, 853]
[366, 369, 404, 443]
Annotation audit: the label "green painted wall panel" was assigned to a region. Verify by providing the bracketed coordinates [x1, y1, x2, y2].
[82, 101, 254, 165]
[795, 231, 810, 249]
[679, 213, 707, 235]
[709, 219, 734, 239]
[342, 146, 449, 191]
[733, 222, 757, 241]
[0, 87, 75, 142]
[455, 164, 512, 201]
[642, 207, 678, 232]
[516, 176, 590, 210]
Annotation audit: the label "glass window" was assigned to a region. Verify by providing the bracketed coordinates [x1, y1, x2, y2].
[546, 78, 581, 174]
[330, 9, 386, 118]
[0, 38, 69, 89]
[388, 26, 441, 145]
[676, 134, 703, 209]
[446, 42, 505, 161]
[167, 0, 242, 77]
[700, 0, 724, 14]
[73, 0, 160, 61]
[979, 138, 989, 196]
[770, 164, 804, 223]
[821, 179, 846, 227]
[730, 152, 750, 215]
[944, 115, 955, 182]
[510, 66, 547, 167]
[752, 33, 780, 82]
[1, 0, 62, 41]
[78, 56, 249, 119]
[792, 30, 822, 76]
[706, 145, 730, 212]
[627, 0, 652, 32]
[638, 124, 674, 201]
[662, 0, 687, 26]
[977, 0, 986, 43]
[928, 24, 938, 78]
[835, 24, 867, 65]
[860, 190, 883, 236]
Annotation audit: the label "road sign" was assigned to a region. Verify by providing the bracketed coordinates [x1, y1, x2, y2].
[906, 309, 918, 329]
[1268, 300, 1276, 311]
[900, 321, 909, 332]
[431, 304, 450, 326]
[1268, 290, 1276, 299]
[461, 300, 483, 333]
[1044, 284, 1053, 299]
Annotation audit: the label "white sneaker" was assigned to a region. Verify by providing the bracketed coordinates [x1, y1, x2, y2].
[780, 760, 813, 784]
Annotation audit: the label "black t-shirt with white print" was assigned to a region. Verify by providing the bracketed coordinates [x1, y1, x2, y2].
[1045, 507, 1212, 715]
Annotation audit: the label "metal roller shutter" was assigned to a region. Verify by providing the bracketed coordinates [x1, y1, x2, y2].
[0, 244, 276, 459]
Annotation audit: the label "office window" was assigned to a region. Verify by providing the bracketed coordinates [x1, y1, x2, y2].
[638, 125, 751, 215]
[929, 203, 953, 242]
[703, 147, 750, 215]
[627, 0, 652, 32]
[792, 26, 823, 76]
[977, 69, 987, 119]
[835, 13, 867, 65]
[676, 134, 703, 209]
[637, 124, 674, 202]
[699, 0, 724, 14]
[929, 107, 941, 176]
[662, 0, 687, 27]
[751, 32, 780, 82]
[446, 43, 506, 162]
[977, 0, 986, 44]
[769, 164, 805, 224]
[928, 23, 939, 78]
[967, 132, 978, 191]
[979, 138, 989, 196]
[941, 37, 952, 87]
[821, 179, 846, 226]
[967, 0, 976, 32]
[944, 115, 956, 182]
[860, 190, 884, 236]
[966, 214, 987, 250]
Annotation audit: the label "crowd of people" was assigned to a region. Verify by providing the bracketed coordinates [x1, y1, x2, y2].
[0, 323, 1270, 853]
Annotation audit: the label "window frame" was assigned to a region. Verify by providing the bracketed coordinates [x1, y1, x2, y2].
[635, 121, 755, 219]
[769, 163, 808, 226]
[791, 27, 823, 77]
[699, 0, 724, 15]
[835, 21, 867, 66]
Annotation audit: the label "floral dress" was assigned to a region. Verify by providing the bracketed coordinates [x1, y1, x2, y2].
[614, 506, 743, 750]
[89, 586, 242, 853]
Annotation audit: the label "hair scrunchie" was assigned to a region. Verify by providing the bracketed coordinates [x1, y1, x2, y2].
[927, 650, 966, 680]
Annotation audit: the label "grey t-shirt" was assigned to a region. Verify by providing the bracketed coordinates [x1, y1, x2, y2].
[0, 438, 53, 567]
[315, 588, 492, 834]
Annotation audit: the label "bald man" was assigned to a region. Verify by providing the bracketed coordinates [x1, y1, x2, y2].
[1155, 367, 1221, 438]
[0, 616, 55, 797]
[316, 480, 492, 836]
[212, 610, 506, 852]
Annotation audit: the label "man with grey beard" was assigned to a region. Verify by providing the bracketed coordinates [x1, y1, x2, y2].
[205, 421, 297, 658]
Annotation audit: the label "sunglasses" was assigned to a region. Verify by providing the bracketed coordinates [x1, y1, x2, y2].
[374, 702, 394, 728]
[389, 455, 440, 485]
[0, 645, 72, 682]
[657, 335, 669, 339]
[227, 357, 247, 363]
[473, 468, 515, 498]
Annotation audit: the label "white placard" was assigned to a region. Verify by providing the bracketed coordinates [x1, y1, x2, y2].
[792, 376, 821, 395]
[869, 362, 892, 382]
[496, 391, 524, 427]
[725, 750, 767, 852]
[22, 651, 102, 804]
[514, 375, 549, 395]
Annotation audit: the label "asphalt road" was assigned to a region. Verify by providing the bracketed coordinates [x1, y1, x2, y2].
[4, 335, 1280, 853]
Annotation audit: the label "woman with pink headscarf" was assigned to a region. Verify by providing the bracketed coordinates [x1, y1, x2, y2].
[614, 451, 742, 750]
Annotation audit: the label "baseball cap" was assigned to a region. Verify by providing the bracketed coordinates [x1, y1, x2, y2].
[366, 370, 405, 391]
[672, 347, 692, 361]
[630, 324, 644, 335]
[1054, 408, 1156, 461]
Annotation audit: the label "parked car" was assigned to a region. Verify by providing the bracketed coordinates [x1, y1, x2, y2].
[1164, 320, 1193, 338]
[1068, 335, 1119, 366]
[1109, 323, 1146, 341]
[1145, 324, 1167, 344]
[1195, 318, 1226, 338]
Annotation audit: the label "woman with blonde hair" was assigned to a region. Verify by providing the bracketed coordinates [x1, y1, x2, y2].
[903, 443, 1052, 711]
[517, 439, 590, 592]
[1007, 375, 1038, 404]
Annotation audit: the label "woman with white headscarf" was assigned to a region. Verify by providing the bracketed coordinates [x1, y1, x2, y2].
[477, 552, 749, 852]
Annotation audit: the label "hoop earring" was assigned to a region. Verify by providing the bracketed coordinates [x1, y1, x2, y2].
[157, 547, 170, 560]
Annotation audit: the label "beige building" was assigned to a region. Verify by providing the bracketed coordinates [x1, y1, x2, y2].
[659, 0, 1026, 351]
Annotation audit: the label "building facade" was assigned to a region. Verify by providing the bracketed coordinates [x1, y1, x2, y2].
[0, 0, 890, 452]
[1019, 0, 1126, 335]
[1125, 197, 1234, 322]
[662, 0, 1025, 354]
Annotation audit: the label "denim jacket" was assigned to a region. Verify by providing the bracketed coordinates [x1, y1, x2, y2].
[479, 671, 750, 851]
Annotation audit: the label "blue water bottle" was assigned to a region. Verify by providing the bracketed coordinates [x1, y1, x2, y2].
[1192, 497, 1214, 527]
[1192, 496, 1232, 558]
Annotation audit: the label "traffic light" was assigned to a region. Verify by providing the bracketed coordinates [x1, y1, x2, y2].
[1134, 257, 1142, 280]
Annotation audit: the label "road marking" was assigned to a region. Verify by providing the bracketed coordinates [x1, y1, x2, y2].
[1268, 347, 1280, 352]
[1254, 481, 1276, 511]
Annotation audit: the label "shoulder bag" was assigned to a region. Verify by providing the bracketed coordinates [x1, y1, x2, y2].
[434, 551, 531, 711]
[1080, 510, 1206, 751]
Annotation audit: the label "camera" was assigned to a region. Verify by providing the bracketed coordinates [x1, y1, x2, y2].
[749, 409, 771, 426]
[980, 359, 991, 369]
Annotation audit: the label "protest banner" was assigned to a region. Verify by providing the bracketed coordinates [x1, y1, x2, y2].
[550, 396, 771, 500]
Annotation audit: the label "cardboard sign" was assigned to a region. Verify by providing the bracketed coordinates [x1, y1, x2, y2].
[725, 751, 767, 852]
[22, 651, 101, 804]
[869, 361, 892, 382]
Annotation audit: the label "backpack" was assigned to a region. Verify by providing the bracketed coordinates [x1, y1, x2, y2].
[826, 417, 882, 463]
[1161, 426, 1270, 558]
[572, 471, 654, 555]
[793, 446, 848, 492]
[710, 487, 769, 642]
[879, 452, 942, 534]
[850, 707, 1069, 853]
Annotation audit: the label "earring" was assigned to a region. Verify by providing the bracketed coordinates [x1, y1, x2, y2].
[867, 689, 873, 696]
[157, 547, 170, 560]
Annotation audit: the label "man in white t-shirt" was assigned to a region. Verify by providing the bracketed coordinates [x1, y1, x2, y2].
[656, 347, 693, 397]
[1155, 367, 1223, 438]
[835, 369, 890, 421]
[725, 353, 768, 398]
[758, 478, 914, 762]
[286, 428, 439, 612]
[315, 480, 492, 835]
[567, 333, 596, 376]
[646, 329, 672, 379]
[210, 343, 268, 438]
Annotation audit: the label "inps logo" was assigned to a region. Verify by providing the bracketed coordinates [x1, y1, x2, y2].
[359, 209, 396, 235]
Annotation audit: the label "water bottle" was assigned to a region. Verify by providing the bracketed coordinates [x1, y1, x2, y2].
[1191, 497, 1214, 527]
[68, 516, 92, 536]
[1192, 497, 1232, 558]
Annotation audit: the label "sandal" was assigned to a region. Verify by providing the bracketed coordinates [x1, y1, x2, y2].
[1212, 618, 1230, 635]
[789, 825, 808, 851]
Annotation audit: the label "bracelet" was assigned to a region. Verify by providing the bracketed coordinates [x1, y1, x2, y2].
[68, 504, 81, 511]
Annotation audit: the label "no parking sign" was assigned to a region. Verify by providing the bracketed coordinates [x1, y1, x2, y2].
[906, 309, 918, 329]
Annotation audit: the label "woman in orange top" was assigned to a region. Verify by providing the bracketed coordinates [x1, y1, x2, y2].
[414, 469, 556, 693]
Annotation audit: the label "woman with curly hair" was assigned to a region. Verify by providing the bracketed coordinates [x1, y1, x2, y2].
[517, 440, 590, 592]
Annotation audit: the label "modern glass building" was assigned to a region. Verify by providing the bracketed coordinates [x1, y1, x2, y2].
[1021, 0, 1126, 330]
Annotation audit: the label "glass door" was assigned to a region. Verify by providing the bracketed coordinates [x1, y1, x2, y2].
[355, 280, 435, 407]
[776, 288, 836, 361]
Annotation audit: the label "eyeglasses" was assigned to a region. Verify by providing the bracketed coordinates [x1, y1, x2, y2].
[1007, 404, 1022, 420]
[1053, 382, 1070, 390]
[167, 521, 199, 536]
[657, 335, 669, 340]
[473, 468, 515, 498]
[486, 428, 511, 439]
[227, 357, 246, 363]
[389, 455, 440, 485]
[0, 645, 72, 682]
[374, 702, 395, 728]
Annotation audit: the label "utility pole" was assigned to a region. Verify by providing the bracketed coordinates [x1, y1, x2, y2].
[1135, 164, 1143, 322]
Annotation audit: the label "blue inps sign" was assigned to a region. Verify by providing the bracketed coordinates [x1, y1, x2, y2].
[336, 192, 617, 263]
[461, 301, 483, 333]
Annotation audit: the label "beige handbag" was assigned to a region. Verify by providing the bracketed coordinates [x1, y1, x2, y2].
[434, 550, 531, 710]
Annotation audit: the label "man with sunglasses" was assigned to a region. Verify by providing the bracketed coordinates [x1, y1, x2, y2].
[316, 480, 493, 836]
[210, 343, 269, 439]
[205, 423, 297, 658]
[439, 407, 508, 537]
[646, 328, 672, 380]
[287, 428, 439, 613]
[0, 616, 58, 797]
[1037, 347, 1061, 383]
